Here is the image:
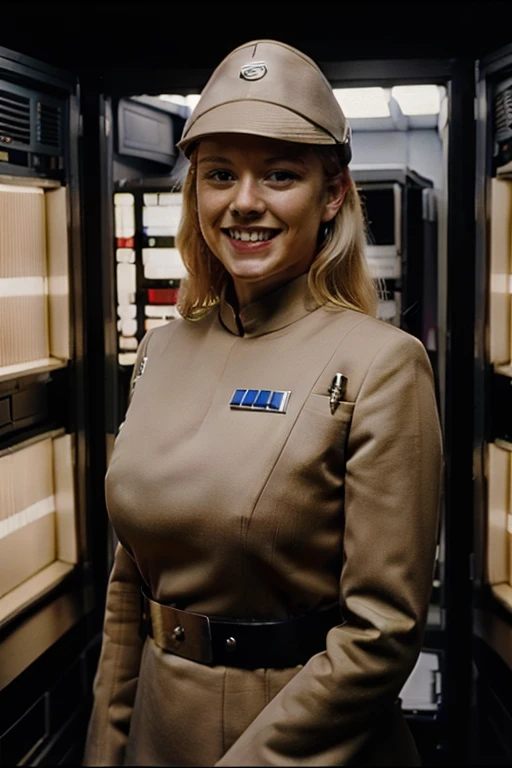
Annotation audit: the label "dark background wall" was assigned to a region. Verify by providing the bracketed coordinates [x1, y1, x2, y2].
[1, 0, 511, 75]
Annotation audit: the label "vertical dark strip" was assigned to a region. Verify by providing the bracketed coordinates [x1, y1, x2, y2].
[473, 68, 492, 596]
[79, 72, 110, 631]
[66, 85, 88, 569]
[443, 58, 476, 764]
[101, 97, 118, 444]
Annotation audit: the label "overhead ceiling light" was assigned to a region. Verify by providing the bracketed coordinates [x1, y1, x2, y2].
[391, 85, 441, 115]
[332, 88, 390, 118]
[158, 94, 201, 111]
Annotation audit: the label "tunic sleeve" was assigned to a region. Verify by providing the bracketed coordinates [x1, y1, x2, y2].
[83, 332, 155, 766]
[216, 332, 443, 766]
[82, 543, 144, 766]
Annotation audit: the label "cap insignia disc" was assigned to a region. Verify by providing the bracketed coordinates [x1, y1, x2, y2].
[239, 61, 267, 81]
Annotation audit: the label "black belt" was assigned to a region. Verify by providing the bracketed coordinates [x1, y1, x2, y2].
[141, 589, 343, 669]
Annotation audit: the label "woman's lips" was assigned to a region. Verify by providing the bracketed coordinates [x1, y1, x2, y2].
[221, 229, 280, 253]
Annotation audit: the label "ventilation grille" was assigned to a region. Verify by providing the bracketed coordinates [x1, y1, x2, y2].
[37, 102, 61, 148]
[495, 87, 512, 141]
[0, 89, 30, 145]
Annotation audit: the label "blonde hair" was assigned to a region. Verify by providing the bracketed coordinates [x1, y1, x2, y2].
[175, 145, 378, 320]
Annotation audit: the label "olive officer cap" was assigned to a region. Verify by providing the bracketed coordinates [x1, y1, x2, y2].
[177, 39, 352, 164]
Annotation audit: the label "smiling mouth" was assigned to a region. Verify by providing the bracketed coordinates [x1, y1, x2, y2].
[221, 227, 281, 243]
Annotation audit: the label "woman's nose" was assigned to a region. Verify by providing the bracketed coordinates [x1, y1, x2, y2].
[229, 176, 266, 217]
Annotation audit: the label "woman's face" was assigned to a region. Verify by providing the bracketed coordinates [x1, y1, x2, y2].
[196, 134, 345, 307]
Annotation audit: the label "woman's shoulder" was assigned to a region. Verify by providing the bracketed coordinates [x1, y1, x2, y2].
[319, 309, 433, 401]
[328, 308, 428, 356]
[145, 317, 179, 346]
[144, 309, 217, 349]
[139, 316, 185, 359]
[324, 311, 436, 412]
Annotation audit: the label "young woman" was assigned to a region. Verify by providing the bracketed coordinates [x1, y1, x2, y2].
[84, 39, 443, 766]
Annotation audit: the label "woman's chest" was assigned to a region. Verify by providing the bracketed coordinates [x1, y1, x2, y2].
[108, 320, 354, 537]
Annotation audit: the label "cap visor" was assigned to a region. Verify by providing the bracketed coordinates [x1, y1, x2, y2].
[177, 100, 336, 154]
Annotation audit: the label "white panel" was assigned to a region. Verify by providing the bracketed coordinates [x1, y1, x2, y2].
[489, 178, 512, 364]
[0, 295, 49, 366]
[119, 336, 138, 350]
[158, 193, 182, 206]
[117, 304, 137, 319]
[0, 276, 46, 296]
[143, 205, 173, 226]
[143, 204, 182, 235]
[0, 185, 49, 367]
[0, 185, 46, 277]
[114, 193, 135, 206]
[13, 439, 54, 515]
[0, 514, 56, 599]
[144, 305, 180, 319]
[487, 443, 510, 584]
[142, 248, 180, 267]
[142, 248, 187, 279]
[121, 318, 137, 337]
[119, 351, 137, 366]
[144, 263, 188, 280]
[46, 186, 70, 360]
[53, 434, 78, 564]
[0, 437, 57, 599]
[145, 318, 170, 331]
[116, 263, 136, 303]
[116, 248, 136, 263]
[0, 496, 54, 539]
[144, 225, 179, 236]
[114, 203, 135, 238]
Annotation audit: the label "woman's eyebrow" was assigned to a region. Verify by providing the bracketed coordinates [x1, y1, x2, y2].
[198, 155, 234, 165]
[264, 156, 307, 166]
[198, 155, 308, 167]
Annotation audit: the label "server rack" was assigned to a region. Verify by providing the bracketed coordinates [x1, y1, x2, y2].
[473, 43, 512, 765]
[0, 47, 101, 765]
[112, 185, 185, 430]
[323, 58, 478, 766]
[106, 95, 188, 478]
[352, 166, 438, 350]
[349, 165, 445, 757]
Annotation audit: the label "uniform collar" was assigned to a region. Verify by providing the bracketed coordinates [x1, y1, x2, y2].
[218, 273, 321, 338]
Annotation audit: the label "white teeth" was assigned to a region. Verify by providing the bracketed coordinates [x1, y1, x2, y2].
[228, 229, 275, 242]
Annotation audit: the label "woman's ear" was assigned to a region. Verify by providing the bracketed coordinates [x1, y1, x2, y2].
[322, 168, 349, 223]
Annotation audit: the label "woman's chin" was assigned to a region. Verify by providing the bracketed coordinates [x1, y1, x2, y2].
[226, 261, 276, 283]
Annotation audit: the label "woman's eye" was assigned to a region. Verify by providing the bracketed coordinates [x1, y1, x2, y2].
[208, 170, 234, 182]
[267, 170, 299, 183]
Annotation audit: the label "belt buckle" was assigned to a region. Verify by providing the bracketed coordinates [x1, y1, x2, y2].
[145, 592, 213, 664]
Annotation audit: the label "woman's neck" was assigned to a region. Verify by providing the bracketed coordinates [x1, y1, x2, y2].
[232, 270, 310, 311]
